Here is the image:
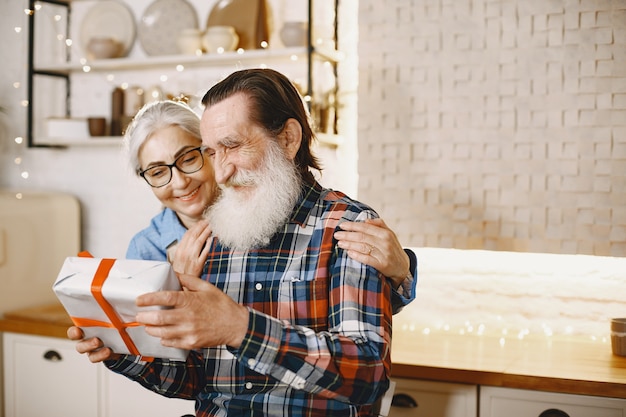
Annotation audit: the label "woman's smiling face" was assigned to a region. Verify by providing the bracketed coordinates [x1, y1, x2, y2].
[138, 125, 217, 228]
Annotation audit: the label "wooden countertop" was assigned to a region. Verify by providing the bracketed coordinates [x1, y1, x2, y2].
[0, 303, 73, 339]
[1, 303, 625, 399]
[391, 328, 626, 399]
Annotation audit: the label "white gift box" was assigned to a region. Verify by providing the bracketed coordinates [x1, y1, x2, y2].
[52, 256, 188, 361]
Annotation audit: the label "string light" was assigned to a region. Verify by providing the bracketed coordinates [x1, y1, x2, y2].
[11, 6, 32, 190]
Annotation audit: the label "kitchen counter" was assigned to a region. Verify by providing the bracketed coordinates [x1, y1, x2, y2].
[1, 303, 625, 399]
[0, 303, 72, 339]
[391, 328, 626, 399]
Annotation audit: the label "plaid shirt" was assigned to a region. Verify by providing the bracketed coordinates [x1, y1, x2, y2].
[107, 181, 393, 416]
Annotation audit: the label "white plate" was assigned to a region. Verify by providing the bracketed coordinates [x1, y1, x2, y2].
[138, 0, 199, 56]
[79, 1, 136, 58]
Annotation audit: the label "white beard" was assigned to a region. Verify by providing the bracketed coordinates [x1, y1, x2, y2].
[205, 141, 302, 252]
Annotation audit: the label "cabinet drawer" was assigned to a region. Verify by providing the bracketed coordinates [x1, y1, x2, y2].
[3, 332, 99, 417]
[479, 386, 626, 417]
[103, 371, 194, 417]
[389, 378, 477, 417]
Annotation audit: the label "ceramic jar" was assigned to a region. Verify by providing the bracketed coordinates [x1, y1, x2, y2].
[280, 21, 308, 47]
[86, 37, 122, 60]
[612, 318, 626, 356]
[202, 26, 239, 53]
[177, 28, 203, 55]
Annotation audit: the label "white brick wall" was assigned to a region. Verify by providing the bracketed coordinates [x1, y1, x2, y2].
[357, 0, 626, 256]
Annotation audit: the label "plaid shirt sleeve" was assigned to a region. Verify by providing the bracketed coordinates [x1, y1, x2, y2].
[390, 248, 418, 314]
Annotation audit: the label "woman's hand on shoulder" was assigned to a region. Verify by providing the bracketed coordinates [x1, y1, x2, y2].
[334, 218, 410, 288]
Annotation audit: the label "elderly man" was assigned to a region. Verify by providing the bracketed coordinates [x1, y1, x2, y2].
[71, 68, 403, 417]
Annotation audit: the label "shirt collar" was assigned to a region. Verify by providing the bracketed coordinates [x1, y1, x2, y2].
[161, 207, 188, 247]
[290, 180, 323, 227]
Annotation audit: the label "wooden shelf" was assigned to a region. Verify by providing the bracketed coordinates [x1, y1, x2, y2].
[35, 47, 310, 74]
[35, 133, 343, 148]
[35, 136, 124, 147]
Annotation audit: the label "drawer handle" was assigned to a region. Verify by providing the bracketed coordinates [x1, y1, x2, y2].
[538, 409, 569, 417]
[391, 393, 419, 408]
[43, 350, 63, 362]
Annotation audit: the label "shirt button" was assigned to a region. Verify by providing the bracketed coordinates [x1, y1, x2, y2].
[255, 283, 263, 291]
[247, 358, 256, 367]
[245, 382, 253, 390]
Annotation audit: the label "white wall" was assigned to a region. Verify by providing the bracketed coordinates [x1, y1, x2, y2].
[357, 0, 626, 257]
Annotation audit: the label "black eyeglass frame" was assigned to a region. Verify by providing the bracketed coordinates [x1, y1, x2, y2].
[138, 146, 206, 188]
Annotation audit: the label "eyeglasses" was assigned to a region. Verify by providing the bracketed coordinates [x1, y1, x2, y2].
[139, 147, 206, 188]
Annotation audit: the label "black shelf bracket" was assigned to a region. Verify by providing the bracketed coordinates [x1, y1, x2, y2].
[27, 0, 71, 148]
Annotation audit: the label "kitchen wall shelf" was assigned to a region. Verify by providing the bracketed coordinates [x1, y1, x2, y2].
[26, 0, 342, 149]
[36, 47, 316, 74]
[36, 133, 342, 149]
[36, 136, 124, 147]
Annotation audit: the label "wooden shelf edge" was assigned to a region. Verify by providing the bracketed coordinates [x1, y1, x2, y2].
[34, 136, 124, 147]
[35, 47, 309, 74]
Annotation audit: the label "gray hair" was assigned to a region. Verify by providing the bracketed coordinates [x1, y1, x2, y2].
[123, 100, 202, 174]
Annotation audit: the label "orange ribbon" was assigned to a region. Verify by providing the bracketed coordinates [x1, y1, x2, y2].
[72, 251, 152, 361]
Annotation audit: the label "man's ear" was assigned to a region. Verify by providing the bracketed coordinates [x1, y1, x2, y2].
[279, 118, 303, 160]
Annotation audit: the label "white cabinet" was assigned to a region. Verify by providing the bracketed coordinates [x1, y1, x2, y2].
[479, 386, 626, 417]
[103, 370, 194, 417]
[3, 332, 99, 417]
[3, 332, 194, 417]
[388, 378, 477, 417]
